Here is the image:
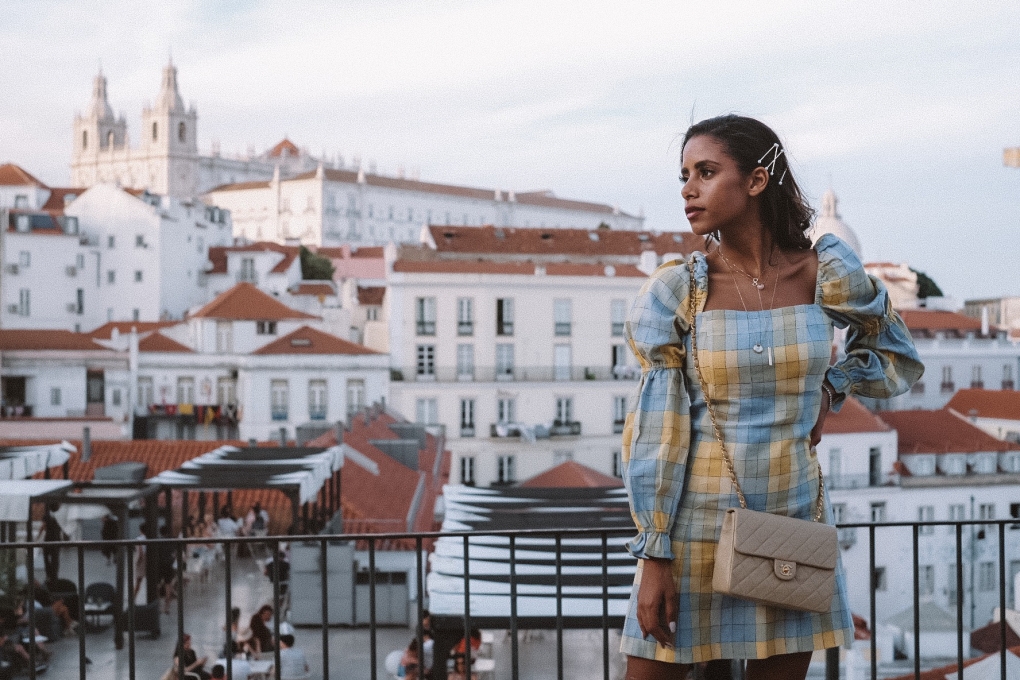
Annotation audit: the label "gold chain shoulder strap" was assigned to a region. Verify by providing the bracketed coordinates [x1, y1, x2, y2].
[685, 258, 825, 522]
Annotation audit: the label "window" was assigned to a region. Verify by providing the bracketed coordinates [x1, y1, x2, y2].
[554, 299, 572, 336]
[137, 377, 154, 407]
[948, 564, 959, 605]
[870, 502, 886, 523]
[111, 389, 121, 407]
[108, 235, 115, 249]
[460, 399, 475, 437]
[416, 345, 435, 378]
[456, 344, 474, 380]
[1004, 364, 1015, 390]
[554, 344, 571, 381]
[415, 297, 436, 335]
[152, 121, 158, 141]
[971, 365, 984, 389]
[239, 257, 257, 283]
[831, 503, 846, 524]
[829, 448, 842, 487]
[980, 503, 995, 521]
[497, 455, 516, 484]
[75, 254, 84, 270]
[457, 298, 474, 335]
[176, 377, 195, 405]
[556, 397, 573, 425]
[178, 121, 186, 142]
[18, 289, 29, 316]
[107, 270, 116, 284]
[611, 299, 627, 336]
[553, 450, 573, 464]
[911, 381, 925, 395]
[415, 398, 438, 425]
[872, 567, 887, 592]
[366, 307, 379, 321]
[346, 379, 365, 419]
[919, 565, 935, 596]
[216, 321, 233, 353]
[135, 234, 145, 248]
[918, 505, 934, 535]
[869, 447, 882, 486]
[17, 251, 29, 267]
[496, 298, 514, 336]
[941, 366, 954, 393]
[308, 380, 328, 420]
[50, 388, 61, 406]
[75, 289, 84, 315]
[949, 503, 966, 533]
[496, 343, 514, 380]
[134, 270, 143, 282]
[613, 396, 627, 434]
[82, 130, 88, 150]
[460, 457, 476, 485]
[612, 344, 627, 370]
[612, 451, 623, 477]
[497, 397, 515, 424]
[271, 380, 289, 421]
[256, 321, 277, 335]
[216, 377, 236, 406]
[979, 562, 996, 591]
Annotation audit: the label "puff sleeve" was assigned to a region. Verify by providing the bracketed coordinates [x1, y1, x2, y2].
[621, 258, 701, 560]
[817, 234, 924, 410]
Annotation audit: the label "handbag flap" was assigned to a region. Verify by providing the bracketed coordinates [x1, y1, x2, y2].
[728, 508, 837, 569]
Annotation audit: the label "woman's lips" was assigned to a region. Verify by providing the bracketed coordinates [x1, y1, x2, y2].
[685, 207, 704, 220]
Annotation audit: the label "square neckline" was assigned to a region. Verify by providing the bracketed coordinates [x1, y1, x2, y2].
[695, 243, 824, 317]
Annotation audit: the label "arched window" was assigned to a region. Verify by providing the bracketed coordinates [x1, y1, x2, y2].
[178, 122, 186, 142]
[106, 130, 114, 147]
[82, 130, 88, 150]
[152, 122, 158, 141]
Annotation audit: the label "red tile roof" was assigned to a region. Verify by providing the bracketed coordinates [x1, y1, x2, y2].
[393, 260, 537, 275]
[290, 282, 335, 297]
[191, 283, 318, 320]
[427, 225, 702, 257]
[39, 187, 83, 213]
[252, 325, 378, 355]
[352, 246, 384, 258]
[206, 242, 299, 275]
[306, 409, 449, 548]
[899, 309, 992, 336]
[88, 321, 179, 339]
[266, 138, 300, 158]
[821, 396, 891, 434]
[880, 409, 1020, 454]
[0, 163, 45, 187]
[886, 645, 1020, 680]
[138, 332, 194, 353]
[357, 286, 386, 306]
[947, 389, 1020, 421]
[0, 330, 110, 351]
[206, 179, 272, 193]
[519, 461, 624, 488]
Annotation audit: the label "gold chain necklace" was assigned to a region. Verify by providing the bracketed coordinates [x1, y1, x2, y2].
[718, 244, 774, 290]
[720, 252, 781, 366]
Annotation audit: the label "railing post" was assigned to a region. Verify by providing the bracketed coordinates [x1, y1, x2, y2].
[825, 647, 839, 680]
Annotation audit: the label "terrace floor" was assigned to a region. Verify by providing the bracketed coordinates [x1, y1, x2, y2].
[34, 547, 952, 680]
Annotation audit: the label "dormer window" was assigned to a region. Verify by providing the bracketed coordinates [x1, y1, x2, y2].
[178, 122, 186, 142]
[256, 321, 277, 335]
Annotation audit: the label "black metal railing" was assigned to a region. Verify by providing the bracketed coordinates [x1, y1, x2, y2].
[2, 519, 1018, 680]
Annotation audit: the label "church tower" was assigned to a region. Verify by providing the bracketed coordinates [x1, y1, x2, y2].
[140, 60, 198, 197]
[70, 69, 128, 187]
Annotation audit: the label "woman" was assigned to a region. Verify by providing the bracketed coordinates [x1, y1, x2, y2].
[620, 114, 923, 680]
[248, 605, 275, 657]
[174, 634, 210, 680]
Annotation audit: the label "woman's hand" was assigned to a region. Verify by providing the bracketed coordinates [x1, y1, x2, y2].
[635, 557, 677, 648]
[810, 382, 833, 448]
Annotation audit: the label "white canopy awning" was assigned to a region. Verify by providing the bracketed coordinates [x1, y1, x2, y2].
[0, 441, 74, 480]
[0, 479, 73, 522]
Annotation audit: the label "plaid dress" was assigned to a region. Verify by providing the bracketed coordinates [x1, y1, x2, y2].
[619, 234, 923, 663]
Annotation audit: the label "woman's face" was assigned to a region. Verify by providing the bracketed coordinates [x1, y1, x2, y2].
[680, 135, 761, 237]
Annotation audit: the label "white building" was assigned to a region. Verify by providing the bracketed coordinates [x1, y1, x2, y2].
[385, 225, 703, 487]
[831, 408, 1020, 641]
[64, 183, 233, 323]
[946, 388, 1020, 443]
[870, 309, 1020, 411]
[965, 296, 1020, 337]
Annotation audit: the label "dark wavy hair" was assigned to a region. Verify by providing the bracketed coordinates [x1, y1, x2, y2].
[681, 114, 814, 250]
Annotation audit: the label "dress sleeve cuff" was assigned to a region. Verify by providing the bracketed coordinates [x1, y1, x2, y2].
[625, 531, 674, 560]
[825, 366, 852, 412]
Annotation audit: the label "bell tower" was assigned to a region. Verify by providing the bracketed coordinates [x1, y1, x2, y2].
[140, 59, 198, 196]
[70, 69, 127, 187]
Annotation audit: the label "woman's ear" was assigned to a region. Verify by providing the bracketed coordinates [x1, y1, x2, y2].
[747, 166, 769, 197]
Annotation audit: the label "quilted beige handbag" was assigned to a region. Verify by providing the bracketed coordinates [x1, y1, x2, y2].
[686, 260, 837, 614]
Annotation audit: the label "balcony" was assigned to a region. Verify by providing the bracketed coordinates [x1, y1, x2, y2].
[402, 365, 640, 383]
[416, 321, 436, 336]
[235, 269, 258, 285]
[271, 408, 289, 421]
[9, 517, 1018, 680]
[457, 321, 473, 336]
[489, 421, 581, 438]
[940, 381, 956, 394]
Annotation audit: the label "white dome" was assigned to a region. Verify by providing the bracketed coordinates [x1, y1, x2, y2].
[810, 189, 862, 258]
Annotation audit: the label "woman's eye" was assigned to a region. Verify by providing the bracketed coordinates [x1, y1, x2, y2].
[700, 168, 713, 178]
[678, 175, 688, 185]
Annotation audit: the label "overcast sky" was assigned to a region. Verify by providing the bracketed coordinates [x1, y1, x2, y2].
[2, 1, 1018, 300]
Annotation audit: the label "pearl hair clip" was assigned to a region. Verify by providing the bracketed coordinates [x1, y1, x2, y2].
[758, 143, 787, 186]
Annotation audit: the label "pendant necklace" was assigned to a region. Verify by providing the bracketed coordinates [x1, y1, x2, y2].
[720, 249, 781, 366]
[719, 244, 773, 291]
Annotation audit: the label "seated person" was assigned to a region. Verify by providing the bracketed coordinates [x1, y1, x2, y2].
[278, 634, 310, 679]
[447, 654, 478, 680]
[248, 605, 275, 656]
[210, 658, 251, 680]
[400, 638, 420, 677]
[174, 633, 209, 680]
